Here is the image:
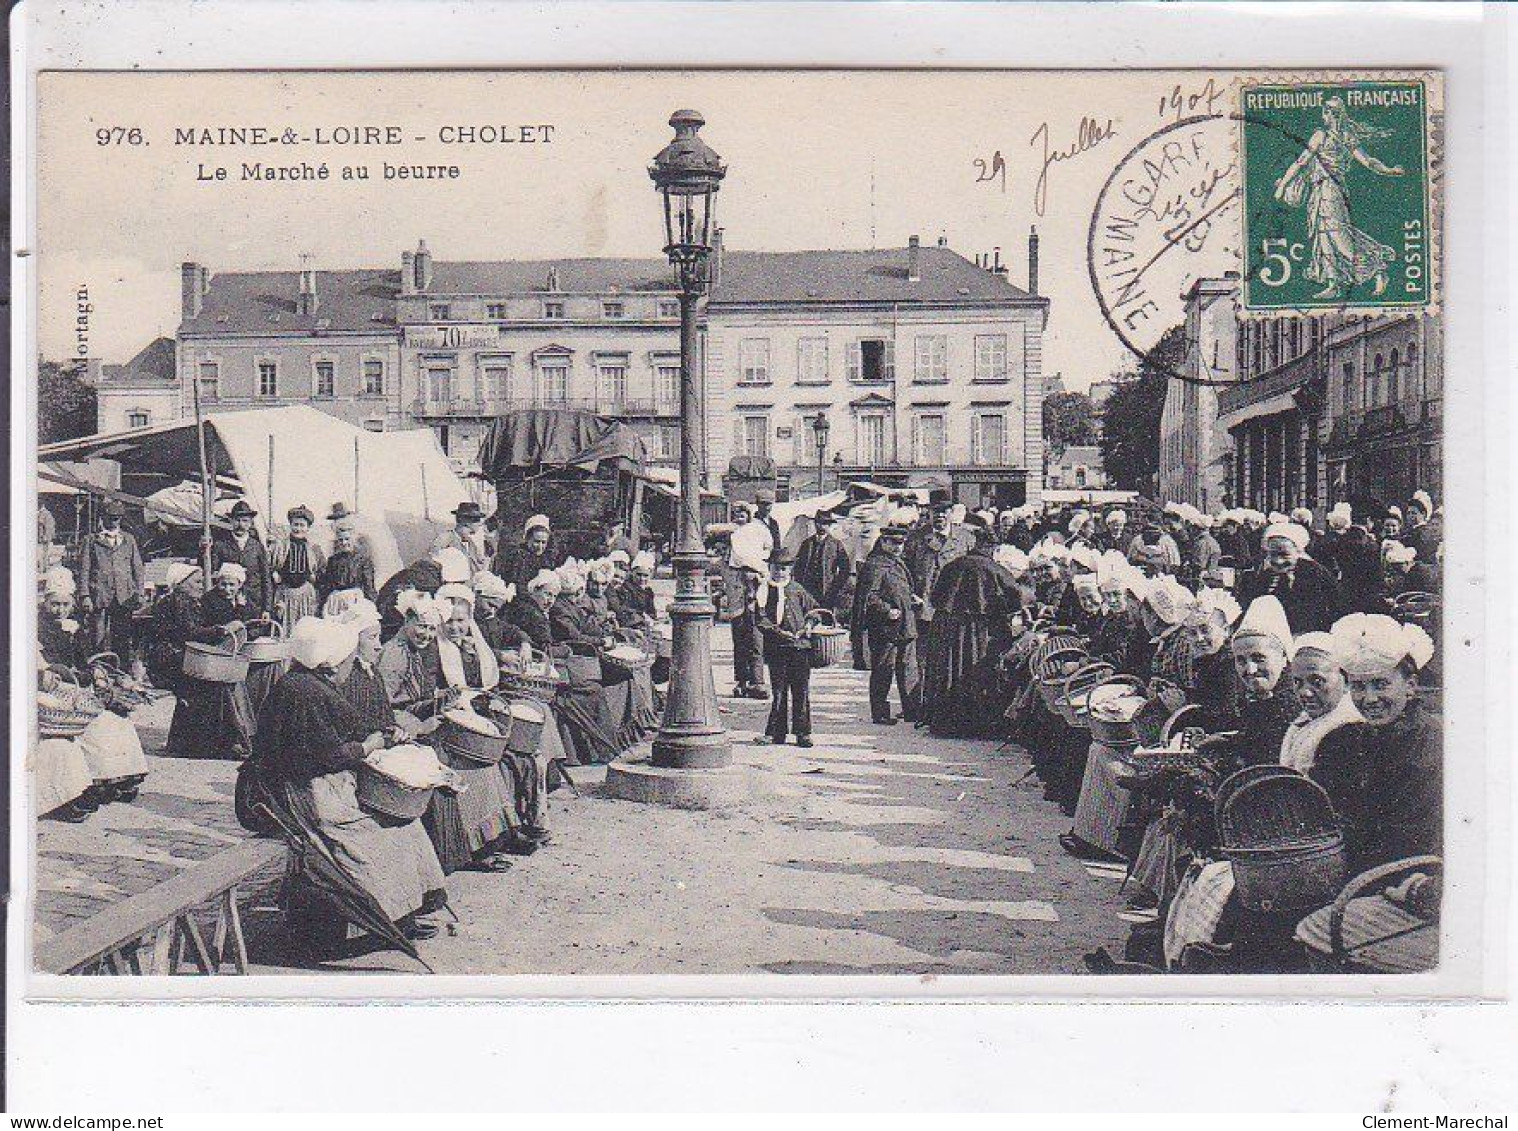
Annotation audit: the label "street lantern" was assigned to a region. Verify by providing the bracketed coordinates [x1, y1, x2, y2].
[647, 110, 730, 770]
[812, 412, 831, 493]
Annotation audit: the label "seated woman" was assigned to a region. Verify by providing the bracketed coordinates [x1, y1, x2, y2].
[1278, 632, 1362, 776]
[548, 562, 607, 650]
[1180, 587, 1243, 732]
[1312, 614, 1441, 874]
[39, 568, 87, 672]
[165, 562, 262, 760]
[35, 663, 103, 822]
[469, 572, 516, 653]
[1205, 594, 1300, 776]
[504, 569, 559, 654]
[252, 616, 447, 950]
[377, 590, 448, 721]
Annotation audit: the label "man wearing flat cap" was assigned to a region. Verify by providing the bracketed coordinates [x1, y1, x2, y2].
[753, 546, 818, 747]
[212, 499, 272, 615]
[794, 509, 852, 614]
[852, 522, 920, 725]
[78, 497, 145, 658]
[1237, 521, 1344, 634]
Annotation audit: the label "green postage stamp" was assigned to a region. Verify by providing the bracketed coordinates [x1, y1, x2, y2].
[1240, 78, 1434, 313]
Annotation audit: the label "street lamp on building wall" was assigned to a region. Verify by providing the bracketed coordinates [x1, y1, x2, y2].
[648, 109, 730, 770]
[811, 412, 831, 494]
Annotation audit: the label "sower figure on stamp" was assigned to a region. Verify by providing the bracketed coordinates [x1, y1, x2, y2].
[852, 520, 920, 725]
[753, 547, 817, 748]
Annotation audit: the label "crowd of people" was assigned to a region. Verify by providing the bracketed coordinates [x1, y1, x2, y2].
[35, 498, 666, 958]
[706, 489, 1444, 973]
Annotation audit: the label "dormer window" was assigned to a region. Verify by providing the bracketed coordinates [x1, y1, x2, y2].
[429, 303, 451, 320]
[602, 301, 625, 319]
[543, 300, 565, 320]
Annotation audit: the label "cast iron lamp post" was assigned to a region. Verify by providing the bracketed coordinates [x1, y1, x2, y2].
[812, 412, 831, 495]
[649, 109, 730, 769]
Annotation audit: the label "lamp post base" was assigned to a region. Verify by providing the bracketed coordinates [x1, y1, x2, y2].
[650, 549, 731, 770]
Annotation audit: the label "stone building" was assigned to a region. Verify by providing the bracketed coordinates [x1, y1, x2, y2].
[94, 338, 178, 432]
[1157, 275, 1238, 512]
[704, 233, 1049, 508]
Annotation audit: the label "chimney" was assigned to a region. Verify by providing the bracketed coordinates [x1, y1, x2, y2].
[937, 234, 948, 249]
[414, 239, 433, 292]
[297, 254, 319, 317]
[907, 235, 921, 282]
[992, 246, 1007, 276]
[1028, 225, 1040, 296]
[401, 250, 415, 296]
[181, 262, 205, 319]
[710, 226, 724, 289]
[546, 265, 561, 292]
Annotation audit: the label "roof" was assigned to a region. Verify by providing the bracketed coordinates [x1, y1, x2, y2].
[427, 257, 675, 295]
[100, 337, 176, 386]
[179, 269, 400, 336]
[1059, 445, 1103, 464]
[712, 246, 1039, 306]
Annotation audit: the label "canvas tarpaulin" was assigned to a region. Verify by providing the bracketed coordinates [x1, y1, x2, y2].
[476, 409, 646, 479]
[39, 406, 472, 581]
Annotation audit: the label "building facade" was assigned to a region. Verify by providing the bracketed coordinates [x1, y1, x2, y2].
[1044, 444, 1106, 491]
[1217, 309, 1441, 517]
[1158, 275, 1238, 512]
[705, 234, 1049, 508]
[94, 339, 178, 432]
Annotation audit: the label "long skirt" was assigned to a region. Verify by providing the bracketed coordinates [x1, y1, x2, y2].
[600, 665, 661, 749]
[244, 659, 288, 719]
[920, 614, 1009, 737]
[33, 737, 94, 814]
[76, 710, 150, 784]
[1073, 740, 1136, 857]
[422, 759, 517, 874]
[552, 682, 621, 765]
[165, 677, 257, 759]
[285, 771, 445, 922]
[275, 582, 320, 634]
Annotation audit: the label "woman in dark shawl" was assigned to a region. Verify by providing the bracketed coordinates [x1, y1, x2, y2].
[920, 516, 1023, 737]
[165, 562, 263, 760]
[315, 511, 377, 611]
[253, 615, 446, 949]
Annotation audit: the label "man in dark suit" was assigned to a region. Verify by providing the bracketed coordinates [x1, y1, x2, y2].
[794, 509, 852, 613]
[852, 522, 920, 725]
[212, 499, 273, 615]
[78, 499, 145, 658]
[1236, 521, 1344, 634]
[753, 548, 818, 747]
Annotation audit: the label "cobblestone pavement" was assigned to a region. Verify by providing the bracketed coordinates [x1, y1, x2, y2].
[248, 628, 1133, 977]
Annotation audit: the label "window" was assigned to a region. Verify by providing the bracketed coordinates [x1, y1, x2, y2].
[1370, 352, 1385, 408]
[425, 363, 454, 404]
[657, 299, 679, 319]
[1388, 348, 1401, 404]
[255, 361, 276, 399]
[657, 425, 679, 460]
[914, 413, 946, 466]
[480, 358, 512, 402]
[540, 362, 569, 403]
[656, 364, 681, 409]
[858, 415, 887, 465]
[127, 409, 150, 429]
[973, 413, 1006, 465]
[741, 415, 770, 458]
[602, 301, 625, 319]
[914, 335, 948, 384]
[599, 363, 628, 407]
[362, 359, 385, 396]
[543, 300, 565, 320]
[429, 304, 451, 321]
[363, 418, 385, 433]
[975, 334, 1009, 382]
[739, 338, 771, 385]
[314, 360, 336, 398]
[486, 303, 508, 319]
[197, 360, 221, 402]
[797, 338, 829, 385]
[847, 338, 895, 383]
[1406, 343, 1420, 398]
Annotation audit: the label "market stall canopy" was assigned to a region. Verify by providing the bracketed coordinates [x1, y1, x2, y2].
[38, 459, 120, 495]
[1041, 488, 1140, 508]
[642, 465, 725, 500]
[476, 409, 646, 479]
[38, 406, 472, 580]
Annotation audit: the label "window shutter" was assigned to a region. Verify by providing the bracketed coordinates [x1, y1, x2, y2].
[732, 414, 744, 460]
[846, 341, 861, 382]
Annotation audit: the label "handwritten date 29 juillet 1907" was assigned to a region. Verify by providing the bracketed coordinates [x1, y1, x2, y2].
[972, 78, 1228, 215]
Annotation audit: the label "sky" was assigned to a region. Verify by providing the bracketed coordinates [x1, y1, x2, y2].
[35, 68, 1267, 388]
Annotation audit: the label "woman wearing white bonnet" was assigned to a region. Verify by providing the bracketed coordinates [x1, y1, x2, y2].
[1238, 517, 1344, 633]
[377, 589, 450, 720]
[1278, 631, 1362, 774]
[1198, 595, 1301, 773]
[1309, 612, 1441, 872]
[250, 614, 448, 946]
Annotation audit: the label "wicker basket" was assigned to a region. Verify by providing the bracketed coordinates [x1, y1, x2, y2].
[243, 620, 293, 664]
[1034, 643, 1089, 713]
[38, 703, 102, 739]
[565, 650, 603, 684]
[1391, 591, 1439, 628]
[435, 714, 510, 767]
[501, 699, 548, 755]
[498, 669, 565, 700]
[1295, 855, 1441, 973]
[1055, 661, 1116, 728]
[601, 646, 652, 679]
[1085, 675, 1148, 746]
[805, 610, 850, 668]
[1217, 769, 1347, 913]
[182, 636, 250, 684]
[355, 764, 435, 821]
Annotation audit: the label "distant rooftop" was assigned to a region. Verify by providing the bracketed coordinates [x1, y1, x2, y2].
[99, 337, 177, 385]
